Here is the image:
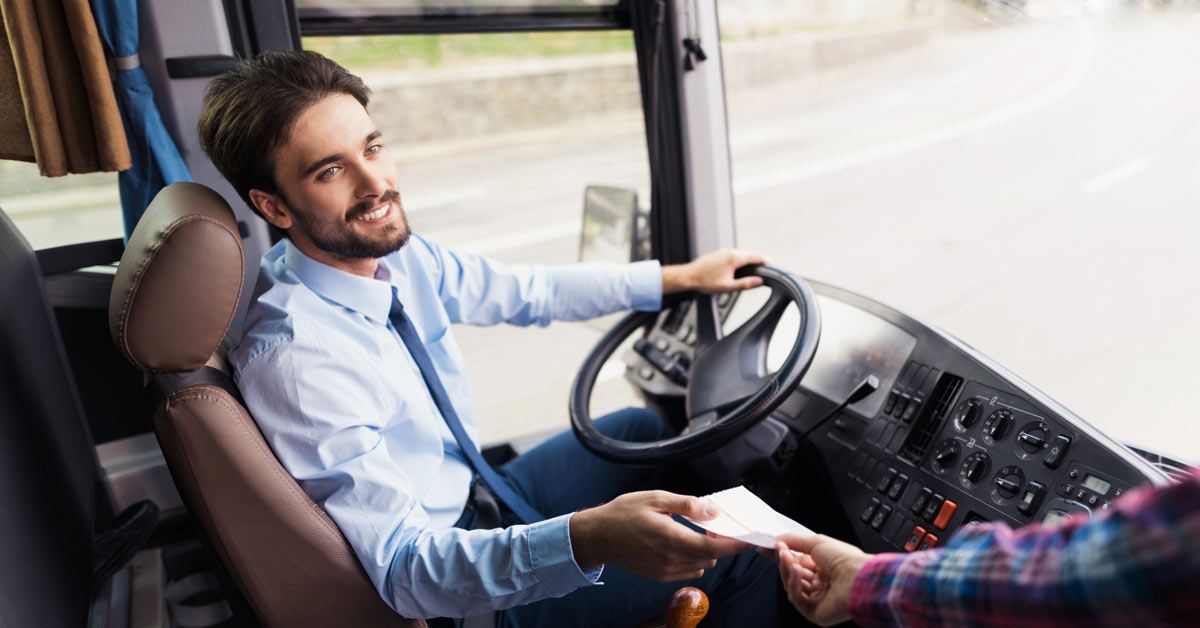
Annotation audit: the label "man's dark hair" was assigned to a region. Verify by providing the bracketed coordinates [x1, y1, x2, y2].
[197, 50, 371, 218]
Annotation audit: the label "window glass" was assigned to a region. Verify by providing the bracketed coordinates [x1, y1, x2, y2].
[306, 31, 650, 445]
[722, 1, 1200, 458]
[0, 161, 121, 250]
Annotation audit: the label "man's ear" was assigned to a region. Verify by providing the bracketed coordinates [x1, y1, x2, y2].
[249, 189, 294, 230]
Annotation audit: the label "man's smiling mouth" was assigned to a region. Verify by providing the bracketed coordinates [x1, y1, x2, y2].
[353, 202, 391, 222]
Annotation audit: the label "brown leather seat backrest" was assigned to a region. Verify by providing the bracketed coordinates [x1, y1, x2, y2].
[109, 182, 423, 628]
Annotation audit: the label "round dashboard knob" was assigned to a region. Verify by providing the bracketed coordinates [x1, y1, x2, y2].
[991, 465, 1026, 505]
[932, 440, 960, 473]
[995, 473, 1021, 498]
[956, 398, 983, 429]
[1017, 421, 1049, 454]
[984, 409, 1013, 442]
[961, 451, 990, 486]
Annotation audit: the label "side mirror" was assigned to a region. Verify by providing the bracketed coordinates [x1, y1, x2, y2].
[579, 185, 651, 264]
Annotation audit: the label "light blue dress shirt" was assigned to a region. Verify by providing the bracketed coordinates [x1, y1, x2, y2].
[229, 235, 662, 618]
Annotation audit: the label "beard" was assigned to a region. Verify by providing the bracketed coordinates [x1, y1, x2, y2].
[287, 189, 411, 260]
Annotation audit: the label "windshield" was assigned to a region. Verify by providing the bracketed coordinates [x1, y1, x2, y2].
[721, 0, 1199, 460]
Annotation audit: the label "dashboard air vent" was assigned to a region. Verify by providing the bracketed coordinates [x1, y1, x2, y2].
[899, 372, 964, 464]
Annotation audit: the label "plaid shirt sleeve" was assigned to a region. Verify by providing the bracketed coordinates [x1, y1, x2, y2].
[848, 468, 1200, 628]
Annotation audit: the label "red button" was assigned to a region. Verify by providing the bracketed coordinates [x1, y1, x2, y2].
[933, 499, 957, 530]
[903, 526, 926, 552]
[918, 532, 939, 550]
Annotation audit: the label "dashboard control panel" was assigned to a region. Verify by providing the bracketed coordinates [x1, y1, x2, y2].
[625, 277, 1170, 557]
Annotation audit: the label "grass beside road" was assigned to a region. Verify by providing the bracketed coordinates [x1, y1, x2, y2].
[303, 31, 635, 72]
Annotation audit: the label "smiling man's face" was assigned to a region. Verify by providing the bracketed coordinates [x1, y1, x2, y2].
[254, 92, 410, 276]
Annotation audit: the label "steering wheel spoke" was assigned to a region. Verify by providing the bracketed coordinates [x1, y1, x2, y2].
[692, 294, 723, 351]
[736, 288, 790, 345]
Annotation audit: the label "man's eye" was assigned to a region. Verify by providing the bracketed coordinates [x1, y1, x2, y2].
[366, 144, 382, 155]
[318, 166, 339, 181]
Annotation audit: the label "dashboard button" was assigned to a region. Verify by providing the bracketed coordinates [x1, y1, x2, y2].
[870, 504, 893, 531]
[904, 526, 926, 552]
[1044, 434, 1072, 469]
[861, 498, 880, 523]
[1018, 482, 1046, 516]
[922, 494, 944, 523]
[877, 467, 898, 494]
[933, 500, 957, 530]
[911, 487, 932, 515]
[884, 389, 900, 414]
[918, 533, 939, 550]
[901, 397, 922, 423]
[888, 474, 909, 501]
[893, 393, 911, 418]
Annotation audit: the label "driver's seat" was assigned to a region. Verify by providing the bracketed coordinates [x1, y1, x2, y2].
[109, 182, 424, 627]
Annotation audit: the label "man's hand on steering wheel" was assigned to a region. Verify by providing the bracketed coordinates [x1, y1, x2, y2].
[662, 248, 772, 295]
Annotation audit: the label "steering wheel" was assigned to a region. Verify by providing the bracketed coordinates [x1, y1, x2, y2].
[569, 265, 821, 466]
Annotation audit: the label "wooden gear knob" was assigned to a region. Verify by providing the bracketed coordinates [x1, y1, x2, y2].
[666, 586, 709, 628]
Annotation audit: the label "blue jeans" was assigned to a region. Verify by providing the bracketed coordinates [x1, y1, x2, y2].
[489, 408, 787, 628]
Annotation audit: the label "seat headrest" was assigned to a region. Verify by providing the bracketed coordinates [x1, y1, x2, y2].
[110, 182, 245, 373]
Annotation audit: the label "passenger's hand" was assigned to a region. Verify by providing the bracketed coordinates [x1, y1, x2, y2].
[662, 249, 770, 295]
[771, 533, 873, 627]
[570, 490, 751, 581]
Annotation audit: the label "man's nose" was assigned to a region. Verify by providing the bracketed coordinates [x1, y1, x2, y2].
[354, 163, 391, 198]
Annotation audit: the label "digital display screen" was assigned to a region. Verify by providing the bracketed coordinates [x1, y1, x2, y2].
[1082, 474, 1111, 495]
[1043, 510, 1070, 526]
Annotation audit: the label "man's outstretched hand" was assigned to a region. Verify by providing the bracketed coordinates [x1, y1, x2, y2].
[662, 249, 770, 295]
[570, 491, 751, 581]
[770, 533, 873, 627]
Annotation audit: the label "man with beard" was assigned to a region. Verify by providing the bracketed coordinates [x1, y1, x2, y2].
[197, 51, 790, 627]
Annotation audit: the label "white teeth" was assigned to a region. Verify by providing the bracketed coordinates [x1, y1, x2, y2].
[356, 203, 389, 221]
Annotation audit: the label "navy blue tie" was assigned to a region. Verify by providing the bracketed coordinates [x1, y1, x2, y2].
[389, 298, 544, 524]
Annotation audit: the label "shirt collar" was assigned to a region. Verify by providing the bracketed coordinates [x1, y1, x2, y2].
[282, 239, 394, 324]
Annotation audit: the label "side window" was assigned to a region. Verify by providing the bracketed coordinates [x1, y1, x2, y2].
[1, 162, 121, 249]
[305, 31, 652, 443]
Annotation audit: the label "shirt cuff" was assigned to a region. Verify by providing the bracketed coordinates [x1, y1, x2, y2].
[629, 259, 663, 311]
[526, 513, 603, 592]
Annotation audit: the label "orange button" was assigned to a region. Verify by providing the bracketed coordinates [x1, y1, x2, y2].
[918, 532, 939, 550]
[933, 499, 957, 530]
[903, 526, 926, 552]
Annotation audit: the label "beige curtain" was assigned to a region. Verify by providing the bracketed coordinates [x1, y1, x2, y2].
[0, 0, 130, 176]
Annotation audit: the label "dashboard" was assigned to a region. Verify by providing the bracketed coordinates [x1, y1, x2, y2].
[627, 276, 1171, 554]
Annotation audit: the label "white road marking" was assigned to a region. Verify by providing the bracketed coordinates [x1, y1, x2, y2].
[735, 19, 1096, 195]
[1080, 158, 1150, 195]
